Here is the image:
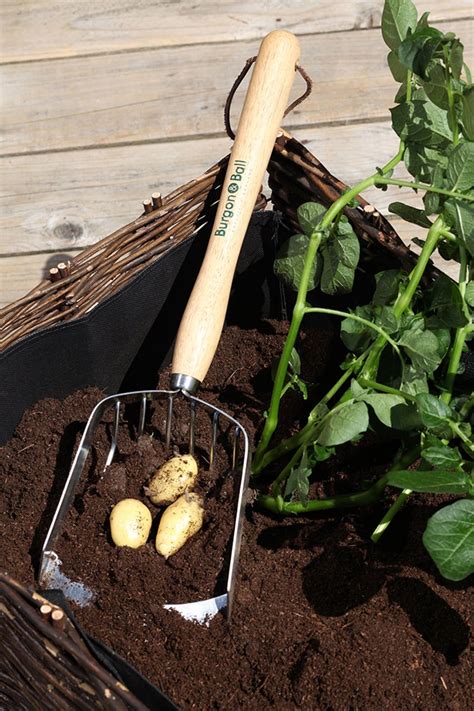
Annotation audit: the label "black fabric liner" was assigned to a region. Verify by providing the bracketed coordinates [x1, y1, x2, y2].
[42, 588, 179, 711]
[0, 212, 280, 445]
[0, 213, 282, 710]
[2, 210, 473, 708]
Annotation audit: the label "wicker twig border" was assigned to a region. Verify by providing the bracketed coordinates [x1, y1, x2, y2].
[0, 573, 149, 710]
[0, 132, 429, 353]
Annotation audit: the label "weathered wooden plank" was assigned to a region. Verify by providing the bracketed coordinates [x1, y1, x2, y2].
[0, 223, 457, 309]
[0, 250, 82, 308]
[2, 19, 472, 156]
[1, 1, 471, 63]
[0, 120, 434, 256]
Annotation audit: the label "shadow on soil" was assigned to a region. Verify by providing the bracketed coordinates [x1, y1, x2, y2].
[387, 577, 469, 665]
[257, 505, 470, 664]
[28, 420, 88, 578]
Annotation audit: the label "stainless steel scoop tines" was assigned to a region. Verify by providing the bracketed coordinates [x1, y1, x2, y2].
[39, 30, 301, 624]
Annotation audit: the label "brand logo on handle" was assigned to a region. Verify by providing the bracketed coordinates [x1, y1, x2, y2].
[214, 160, 247, 236]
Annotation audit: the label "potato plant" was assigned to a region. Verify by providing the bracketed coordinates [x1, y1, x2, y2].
[253, 0, 474, 582]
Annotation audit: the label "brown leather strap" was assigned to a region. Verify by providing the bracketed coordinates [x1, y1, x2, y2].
[224, 58, 313, 139]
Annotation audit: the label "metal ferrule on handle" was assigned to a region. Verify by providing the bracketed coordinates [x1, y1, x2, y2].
[171, 30, 300, 391]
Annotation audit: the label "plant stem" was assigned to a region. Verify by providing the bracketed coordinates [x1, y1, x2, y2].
[253, 231, 322, 467]
[358, 378, 415, 402]
[270, 396, 359, 494]
[258, 446, 419, 515]
[304, 307, 401, 353]
[371, 489, 412, 542]
[450, 421, 474, 454]
[376, 178, 473, 202]
[444, 46, 460, 146]
[358, 216, 445, 382]
[253, 149, 406, 470]
[253, 353, 366, 474]
[441, 244, 471, 405]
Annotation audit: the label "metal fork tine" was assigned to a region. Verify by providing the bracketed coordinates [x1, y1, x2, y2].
[165, 394, 174, 448]
[210, 411, 219, 468]
[41, 387, 252, 625]
[105, 400, 121, 469]
[138, 394, 147, 436]
[189, 400, 196, 455]
[232, 426, 240, 470]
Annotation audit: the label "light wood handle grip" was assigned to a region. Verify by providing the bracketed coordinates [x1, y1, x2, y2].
[171, 30, 300, 389]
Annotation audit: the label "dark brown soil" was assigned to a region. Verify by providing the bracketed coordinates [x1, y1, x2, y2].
[1, 320, 472, 710]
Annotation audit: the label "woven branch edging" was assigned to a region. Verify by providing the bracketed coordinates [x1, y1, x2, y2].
[0, 157, 230, 352]
[0, 572, 149, 710]
[0, 132, 428, 353]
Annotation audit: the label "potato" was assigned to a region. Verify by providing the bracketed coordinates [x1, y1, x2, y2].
[145, 454, 198, 506]
[109, 498, 152, 548]
[155, 493, 204, 559]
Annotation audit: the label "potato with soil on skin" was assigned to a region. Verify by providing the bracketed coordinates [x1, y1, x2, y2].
[144, 453, 198, 506]
[109, 498, 152, 548]
[155, 492, 204, 559]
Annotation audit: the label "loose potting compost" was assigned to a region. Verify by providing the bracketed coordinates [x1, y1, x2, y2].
[1, 1, 473, 709]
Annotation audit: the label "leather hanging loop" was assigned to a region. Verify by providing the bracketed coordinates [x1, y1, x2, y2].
[224, 58, 313, 140]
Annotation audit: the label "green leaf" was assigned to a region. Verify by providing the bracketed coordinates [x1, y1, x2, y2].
[318, 401, 369, 447]
[399, 329, 442, 373]
[465, 281, 474, 307]
[320, 227, 360, 295]
[415, 392, 453, 430]
[443, 197, 474, 256]
[388, 469, 470, 494]
[423, 164, 444, 215]
[398, 27, 444, 79]
[391, 99, 452, 147]
[423, 63, 449, 109]
[382, 0, 418, 51]
[350, 379, 366, 398]
[311, 443, 335, 463]
[462, 86, 474, 141]
[340, 305, 374, 353]
[390, 402, 423, 430]
[425, 275, 468, 328]
[432, 328, 451, 361]
[388, 202, 432, 227]
[297, 202, 326, 236]
[438, 238, 461, 263]
[450, 40, 464, 80]
[404, 143, 448, 182]
[364, 393, 407, 427]
[289, 348, 301, 376]
[401, 364, 429, 395]
[376, 305, 399, 334]
[284, 458, 311, 504]
[423, 499, 474, 581]
[274, 233, 321, 292]
[294, 377, 308, 401]
[373, 270, 404, 305]
[421, 443, 463, 468]
[447, 142, 474, 191]
[388, 50, 408, 82]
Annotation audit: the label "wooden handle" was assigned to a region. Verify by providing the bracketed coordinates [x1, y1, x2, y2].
[171, 30, 300, 390]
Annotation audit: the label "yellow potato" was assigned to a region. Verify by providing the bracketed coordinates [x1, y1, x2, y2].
[109, 498, 152, 548]
[155, 493, 204, 559]
[145, 454, 198, 506]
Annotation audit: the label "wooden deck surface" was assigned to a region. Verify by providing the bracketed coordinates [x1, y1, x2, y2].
[1, 1, 472, 307]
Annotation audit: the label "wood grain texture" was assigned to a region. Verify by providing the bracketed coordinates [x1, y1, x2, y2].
[0, 251, 82, 308]
[1, 0, 471, 63]
[0, 225, 458, 310]
[172, 30, 301, 383]
[0, 121, 434, 256]
[2, 19, 472, 156]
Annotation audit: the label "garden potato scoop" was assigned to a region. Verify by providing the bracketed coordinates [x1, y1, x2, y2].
[40, 30, 300, 623]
